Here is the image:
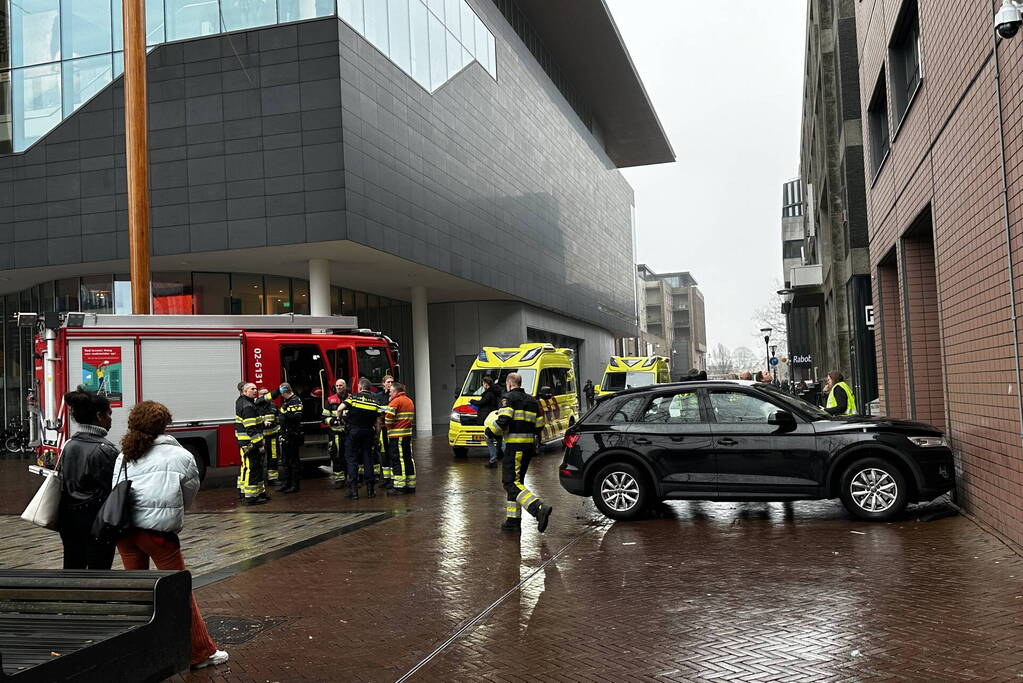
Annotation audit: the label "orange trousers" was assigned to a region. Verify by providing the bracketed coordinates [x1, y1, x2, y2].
[116, 529, 218, 666]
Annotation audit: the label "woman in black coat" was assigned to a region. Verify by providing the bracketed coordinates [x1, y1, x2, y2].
[58, 390, 118, 569]
[470, 376, 503, 467]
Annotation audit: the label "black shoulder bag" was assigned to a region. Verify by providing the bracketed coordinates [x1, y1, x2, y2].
[92, 459, 133, 544]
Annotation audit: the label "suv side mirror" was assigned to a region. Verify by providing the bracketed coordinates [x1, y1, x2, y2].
[768, 410, 796, 428]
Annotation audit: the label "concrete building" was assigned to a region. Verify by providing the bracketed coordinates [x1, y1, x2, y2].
[0, 1, 673, 429]
[789, 0, 876, 401]
[636, 265, 705, 378]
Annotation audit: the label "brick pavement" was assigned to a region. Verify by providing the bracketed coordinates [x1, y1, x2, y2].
[3, 440, 1023, 681]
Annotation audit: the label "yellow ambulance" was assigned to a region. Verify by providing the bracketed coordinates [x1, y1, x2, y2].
[596, 356, 671, 396]
[449, 343, 579, 457]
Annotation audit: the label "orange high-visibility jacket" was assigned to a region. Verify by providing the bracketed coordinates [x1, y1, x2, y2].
[385, 392, 415, 438]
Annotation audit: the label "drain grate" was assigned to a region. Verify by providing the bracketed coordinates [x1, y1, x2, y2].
[204, 616, 286, 645]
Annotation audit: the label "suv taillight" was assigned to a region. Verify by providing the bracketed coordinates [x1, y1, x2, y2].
[563, 433, 580, 449]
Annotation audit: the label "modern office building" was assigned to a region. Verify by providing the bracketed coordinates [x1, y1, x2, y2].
[636, 265, 705, 378]
[0, 0, 674, 429]
[856, 0, 1023, 547]
[788, 0, 876, 401]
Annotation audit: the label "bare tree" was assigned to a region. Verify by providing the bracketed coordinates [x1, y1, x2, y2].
[707, 343, 735, 376]
[732, 346, 759, 373]
[751, 285, 788, 359]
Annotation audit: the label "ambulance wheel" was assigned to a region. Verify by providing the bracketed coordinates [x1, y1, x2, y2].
[452, 447, 469, 458]
[182, 443, 208, 482]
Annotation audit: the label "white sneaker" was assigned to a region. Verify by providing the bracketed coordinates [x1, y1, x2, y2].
[192, 649, 229, 669]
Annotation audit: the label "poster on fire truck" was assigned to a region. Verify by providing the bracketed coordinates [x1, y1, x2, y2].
[81, 346, 123, 407]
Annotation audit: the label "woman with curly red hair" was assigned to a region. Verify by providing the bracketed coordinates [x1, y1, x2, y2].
[113, 400, 228, 670]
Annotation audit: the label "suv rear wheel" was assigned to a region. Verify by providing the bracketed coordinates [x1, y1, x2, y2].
[592, 462, 651, 521]
[839, 457, 907, 521]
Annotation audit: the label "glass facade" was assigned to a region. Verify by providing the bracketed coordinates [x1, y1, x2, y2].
[0, 272, 412, 421]
[0, 0, 496, 152]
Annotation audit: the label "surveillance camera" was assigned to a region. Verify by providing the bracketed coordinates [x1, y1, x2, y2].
[996, 1, 1023, 39]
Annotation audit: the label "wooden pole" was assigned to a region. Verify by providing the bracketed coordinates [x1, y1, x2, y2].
[124, 0, 151, 314]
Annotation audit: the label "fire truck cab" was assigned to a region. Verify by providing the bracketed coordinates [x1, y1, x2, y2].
[29, 314, 399, 480]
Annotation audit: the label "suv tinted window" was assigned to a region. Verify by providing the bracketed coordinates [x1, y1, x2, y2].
[608, 396, 647, 423]
[709, 391, 777, 424]
[640, 391, 701, 424]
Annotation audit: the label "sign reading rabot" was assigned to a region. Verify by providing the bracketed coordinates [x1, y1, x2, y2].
[82, 346, 124, 407]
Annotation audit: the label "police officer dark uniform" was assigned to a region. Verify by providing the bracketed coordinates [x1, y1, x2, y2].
[491, 372, 553, 533]
[235, 382, 268, 505]
[278, 383, 305, 493]
[256, 388, 281, 487]
[323, 379, 349, 488]
[343, 377, 383, 499]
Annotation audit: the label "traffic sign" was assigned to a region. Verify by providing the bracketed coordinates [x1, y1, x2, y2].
[769, 357, 779, 366]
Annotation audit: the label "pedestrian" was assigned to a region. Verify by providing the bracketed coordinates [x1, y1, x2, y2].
[343, 378, 383, 499]
[583, 379, 595, 409]
[322, 378, 349, 489]
[385, 382, 417, 495]
[738, 370, 753, 380]
[493, 372, 553, 534]
[278, 383, 304, 493]
[256, 388, 281, 488]
[112, 400, 229, 670]
[823, 371, 857, 415]
[235, 382, 268, 505]
[375, 375, 395, 487]
[57, 389, 117, 569]
[471, 375, 503, 468]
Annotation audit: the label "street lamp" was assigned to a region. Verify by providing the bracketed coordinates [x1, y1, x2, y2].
[777, 288, 795, 314]
[760, 326, 772, 374]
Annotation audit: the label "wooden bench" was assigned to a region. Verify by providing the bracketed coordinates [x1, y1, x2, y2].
[0, 570, 191, 682]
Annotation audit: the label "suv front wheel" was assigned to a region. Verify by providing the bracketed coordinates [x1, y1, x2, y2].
[592, 462, 651, 521]
[839, 457, 908, 521]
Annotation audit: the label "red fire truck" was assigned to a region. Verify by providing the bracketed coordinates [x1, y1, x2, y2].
[27, 313, 400, 480]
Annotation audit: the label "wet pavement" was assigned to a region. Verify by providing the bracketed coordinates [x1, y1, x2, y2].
[2, 439, 1023, 681]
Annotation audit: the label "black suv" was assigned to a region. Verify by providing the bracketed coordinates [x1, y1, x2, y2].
[559, 381, 954, 522]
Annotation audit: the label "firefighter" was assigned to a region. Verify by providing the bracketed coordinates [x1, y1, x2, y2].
[375, 374, 395, 487]
[343, 377, 383, 499]
[235, 382, 268, 506]
[278, 383, 305, 493]
[257, 388, 281, 487]
[323, 379, 349, 488]
[385, 381, 416, 495]
[491, 372, 553, 533]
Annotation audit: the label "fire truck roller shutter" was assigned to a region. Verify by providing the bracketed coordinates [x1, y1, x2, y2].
[67, 338, 137, 444]
[139, 338, 243, 425]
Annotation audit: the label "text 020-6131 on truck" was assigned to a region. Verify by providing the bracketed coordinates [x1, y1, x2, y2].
[23, 312, 399, 481]
[559, 380, 954, 522]
[449, 343, 579, 457]
[596, 355, 671, 397]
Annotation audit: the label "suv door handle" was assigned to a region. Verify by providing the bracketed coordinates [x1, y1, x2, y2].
[717, 438, 738, 446]
[633, 437, 652, 445]
[669, 436, 686, 442]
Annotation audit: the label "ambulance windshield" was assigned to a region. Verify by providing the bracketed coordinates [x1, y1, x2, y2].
[602, 371, 656, 393]
[461, 369, 537, 396]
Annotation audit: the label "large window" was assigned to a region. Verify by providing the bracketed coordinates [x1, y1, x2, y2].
[889, 0, 921, 129]
[641, 392, 701, 424]
[867, 73, 890, 178]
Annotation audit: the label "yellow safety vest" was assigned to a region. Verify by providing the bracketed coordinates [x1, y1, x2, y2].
[826, 381, 857, 415]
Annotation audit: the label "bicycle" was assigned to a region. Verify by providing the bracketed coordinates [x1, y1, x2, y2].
[4, 417, 31, 454]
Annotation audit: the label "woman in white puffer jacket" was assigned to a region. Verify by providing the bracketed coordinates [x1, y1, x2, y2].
[112, 400, 228, 671]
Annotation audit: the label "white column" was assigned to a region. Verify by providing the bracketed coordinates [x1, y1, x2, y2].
[309, 258, 331, 317]
[411, 285, 433, 434]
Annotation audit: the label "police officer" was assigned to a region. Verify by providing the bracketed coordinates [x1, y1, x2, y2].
[323, 379, 349, 488]
[278, 383, 305, 493]
[343, 377, 383, 499]
[491, 372, 553, 533]
[385, 381, 416, 495]
[235, 382, 268, 506]
[257, 388, 281, 488]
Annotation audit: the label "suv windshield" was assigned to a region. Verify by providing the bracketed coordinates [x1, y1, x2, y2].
[602, 371, 656, 393]
[758, 384, 831, 419]
[461, 368, 537, 396]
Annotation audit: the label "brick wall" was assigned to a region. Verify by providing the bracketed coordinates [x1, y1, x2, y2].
[857, 0, 1023, 546]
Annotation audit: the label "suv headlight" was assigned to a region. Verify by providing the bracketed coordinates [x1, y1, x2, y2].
[908, 436, 948, 448]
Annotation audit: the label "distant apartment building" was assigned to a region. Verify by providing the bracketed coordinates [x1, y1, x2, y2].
[637, 265, 706, 378]
[786, 0, 876, 403]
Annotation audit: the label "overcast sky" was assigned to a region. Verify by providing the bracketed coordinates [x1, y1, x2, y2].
[605, 0, 807, 352]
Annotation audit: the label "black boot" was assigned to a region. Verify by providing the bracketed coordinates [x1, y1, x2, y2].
[366, 482, 376, 498]
[500, 517, 521, 532]
[534, 503, 553, 533]
[347, 485, 359, 500]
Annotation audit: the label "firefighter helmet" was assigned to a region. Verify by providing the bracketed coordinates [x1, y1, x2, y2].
[484, 411, 504, 436]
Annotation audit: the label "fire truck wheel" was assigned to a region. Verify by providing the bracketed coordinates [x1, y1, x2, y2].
[182, 443, 208, 482]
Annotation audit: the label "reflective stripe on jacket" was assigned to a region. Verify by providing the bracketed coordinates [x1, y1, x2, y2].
[385, 392, 415, 438]
[235, 395, 263, 444]
[494, 388, 545, 445]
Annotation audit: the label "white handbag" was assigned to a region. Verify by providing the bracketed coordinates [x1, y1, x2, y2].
[21, 452, 63, 530]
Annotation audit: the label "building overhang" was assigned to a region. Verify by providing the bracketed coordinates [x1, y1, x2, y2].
[512, 0, 675, 168]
